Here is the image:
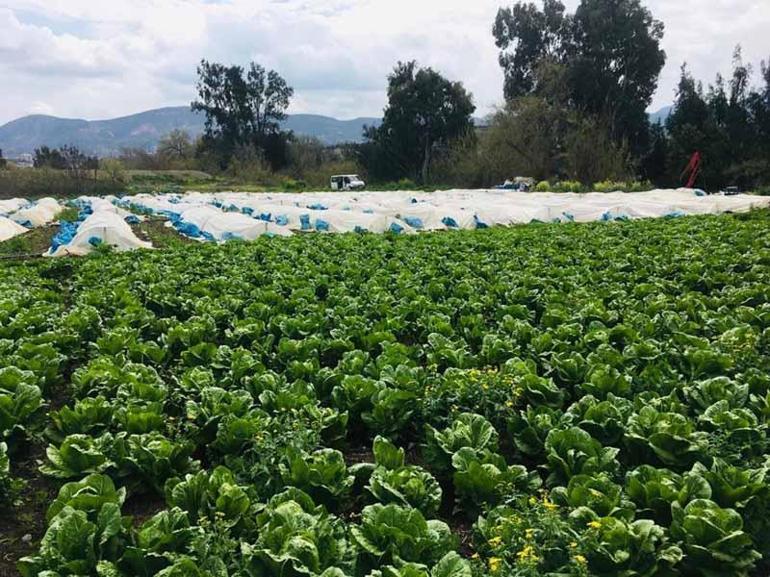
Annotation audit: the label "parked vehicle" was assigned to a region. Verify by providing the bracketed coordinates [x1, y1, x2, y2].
[331, 174, 366, 191]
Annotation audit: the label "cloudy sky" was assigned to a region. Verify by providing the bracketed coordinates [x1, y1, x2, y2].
[1, 0, 769, 125]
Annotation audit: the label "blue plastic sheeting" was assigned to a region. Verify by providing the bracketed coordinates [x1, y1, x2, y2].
[665, 211, 685, 218]
[300, 214, 312, 231]
[175, 222, 202, 238]
[157, 210, 182, 223]
[124, 215, 141, 225]
[18, 220, 34, 229]
[315, 219, 330, 232]
[275, 215, 289, 226]
[88, 237, 103, 247]
[241, 207, 254, 216]
[70, 198, 92, 210]
[354, 226, 367, 233]
[363, 209, 375, 214]
[50, 221, 79, 252]
[403, 217, 424, 229]
[201, 232, 215, 242]
[259, 213, 272, 222]
[308, 204, 328, 211]
[562, 213, 575, 222]
[222, 232, 242, 241]
[601, 213, 629, 222]
[694, 190, 707, 197]
[389, 222, 405, 234]
[474, 216, 489, 229]
[442, 217, 459, 228]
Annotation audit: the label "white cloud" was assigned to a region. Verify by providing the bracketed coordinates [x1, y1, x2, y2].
[0, 0, 768, 124]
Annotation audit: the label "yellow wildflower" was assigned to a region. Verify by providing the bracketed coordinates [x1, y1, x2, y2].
[528, 496, 538, 506]
[543, 499, 558, 511]
[587, 521, 602, 530]
[488, 536, 503, 547]
[569, 542, 578, 549]
[471, 553, 480, 560]
[575, 555, 587, 565]
[525, 528, 535, 540]
[516, 545, 538, 563]
[488, 557, 503, 573]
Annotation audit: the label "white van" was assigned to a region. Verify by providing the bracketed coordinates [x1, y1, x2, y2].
[331, 174, 366, 191]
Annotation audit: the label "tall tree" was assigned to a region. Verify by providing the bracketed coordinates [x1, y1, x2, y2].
[494, 0, 665, 153]
[245, 63, 293, 138]
[157, 129, 194, 162]
[666, 65, 719, 188]
[364, 62, 475, 183]
[191, 60, 293, 169]
[0, 149, 6, 170]
[493, 0, 569, 100]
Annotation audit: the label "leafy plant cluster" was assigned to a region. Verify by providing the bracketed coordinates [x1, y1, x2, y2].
[3, 211, 770, 577]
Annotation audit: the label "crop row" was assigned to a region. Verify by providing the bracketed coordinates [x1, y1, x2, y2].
[1, 212, 770, 576]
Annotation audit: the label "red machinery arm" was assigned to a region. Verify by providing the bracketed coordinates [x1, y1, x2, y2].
[681, 151, 702, 189]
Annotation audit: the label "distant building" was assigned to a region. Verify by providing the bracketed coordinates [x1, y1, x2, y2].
[10, 153, 34, 168]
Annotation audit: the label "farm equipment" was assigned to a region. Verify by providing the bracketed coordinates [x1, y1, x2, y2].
[681, 151, 702, 189]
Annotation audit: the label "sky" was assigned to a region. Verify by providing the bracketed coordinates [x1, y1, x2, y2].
[1, 0, 769, 125]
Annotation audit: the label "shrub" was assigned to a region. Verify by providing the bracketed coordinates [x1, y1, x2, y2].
[593, 180, 629, 193]
[553, 181, 585, 193]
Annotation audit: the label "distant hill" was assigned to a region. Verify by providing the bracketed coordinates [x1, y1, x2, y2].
[649, 105, 673, 126]
[0, 106, 381, 157]
[0, 105, 672, 158]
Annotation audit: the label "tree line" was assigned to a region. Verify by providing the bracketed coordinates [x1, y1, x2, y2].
[6, 0, 768, 192]
[181, 0, 768, 191]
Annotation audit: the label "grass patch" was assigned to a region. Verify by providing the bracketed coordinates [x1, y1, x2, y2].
[132, 217, 193, 249]
[0, 226, 56, 257]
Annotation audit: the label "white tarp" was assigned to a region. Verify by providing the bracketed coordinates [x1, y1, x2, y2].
[122, 188, 770, 239]
[0, 217, 29, 242]
[46, 211, 152, 257]
[75, 196, 144, 222]
[0, 198, 28, 216]
[10, 197, 62, 227]
[174, 206, 292, 240]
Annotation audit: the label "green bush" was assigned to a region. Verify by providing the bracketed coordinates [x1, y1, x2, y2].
[553, 181, 585, 193]
[593, 180, 628, 193]
[534, 181, 552, 192]
[0, 168, 127, 200]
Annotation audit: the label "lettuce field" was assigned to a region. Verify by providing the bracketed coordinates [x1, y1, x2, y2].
[2, 211, 770, 577]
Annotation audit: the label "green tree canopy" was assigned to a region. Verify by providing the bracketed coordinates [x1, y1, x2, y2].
[191, 60, 294, 169]
[665, 50, 770, 190]
[494, 0, 665, 153]
[362, 61, 475, 183]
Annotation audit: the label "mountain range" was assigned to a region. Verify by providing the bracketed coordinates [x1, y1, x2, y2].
[649, 105, 673, 126]
[0, 107, 381, 158]
[0, 105, 674, 159]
